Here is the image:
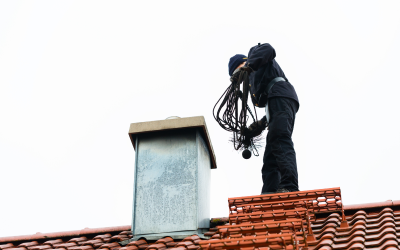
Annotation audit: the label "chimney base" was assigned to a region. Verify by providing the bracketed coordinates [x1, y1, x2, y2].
[127, 229, 210, 241]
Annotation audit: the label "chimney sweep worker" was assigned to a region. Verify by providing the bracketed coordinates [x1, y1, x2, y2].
[228, 43, 299, 194]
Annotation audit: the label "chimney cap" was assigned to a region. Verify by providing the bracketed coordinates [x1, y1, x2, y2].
[129, 116, 217, 169]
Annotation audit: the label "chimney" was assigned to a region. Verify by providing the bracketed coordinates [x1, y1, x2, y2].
[128, 116, 217, 240]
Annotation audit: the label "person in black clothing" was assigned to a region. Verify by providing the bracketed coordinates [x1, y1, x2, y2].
[228, 43, 299, 194]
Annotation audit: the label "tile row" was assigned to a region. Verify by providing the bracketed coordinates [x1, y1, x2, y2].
[0, 232, 132, 250]
[308, 207, 400, 249]
[0, 234, 204, 250]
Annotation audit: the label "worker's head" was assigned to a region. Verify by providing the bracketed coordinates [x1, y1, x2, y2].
[228, 54, 247, 76]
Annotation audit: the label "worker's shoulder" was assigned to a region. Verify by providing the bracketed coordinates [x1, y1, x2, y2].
[270, 81, 299, 105]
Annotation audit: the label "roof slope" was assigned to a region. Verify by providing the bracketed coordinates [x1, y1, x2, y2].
[1, 190, 400, 250]
[0, 227, 206, 250]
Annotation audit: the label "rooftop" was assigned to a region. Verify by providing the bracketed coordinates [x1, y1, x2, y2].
[2, 189, 400, 250]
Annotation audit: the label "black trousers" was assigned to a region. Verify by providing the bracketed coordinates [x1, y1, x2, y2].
[261, 97, 299, 193]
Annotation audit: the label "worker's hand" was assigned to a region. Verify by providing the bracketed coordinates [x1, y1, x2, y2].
[230, 66, 253, 83]
[244, 118, 267, 137]
[230, 70, 241, 83]
[240, 66, 254, 73]
[249, 119, 267, 131]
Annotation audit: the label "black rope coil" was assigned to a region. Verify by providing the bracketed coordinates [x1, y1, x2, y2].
[213, 69, 263, 157]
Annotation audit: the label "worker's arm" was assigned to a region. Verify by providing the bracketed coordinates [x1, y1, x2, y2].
[247, 116, 268, 137]
[246, 43, 276, 71]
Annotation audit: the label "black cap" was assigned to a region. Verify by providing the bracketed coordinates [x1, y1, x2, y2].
[228, 54, 247, 76]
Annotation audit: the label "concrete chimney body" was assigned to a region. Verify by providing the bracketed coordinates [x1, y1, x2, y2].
[128, 116, 217, 240]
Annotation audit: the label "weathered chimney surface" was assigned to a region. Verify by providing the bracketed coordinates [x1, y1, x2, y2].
[128, 116, 216, 240]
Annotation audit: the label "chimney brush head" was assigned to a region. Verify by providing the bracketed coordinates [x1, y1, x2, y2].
[242, 149, 251, 159]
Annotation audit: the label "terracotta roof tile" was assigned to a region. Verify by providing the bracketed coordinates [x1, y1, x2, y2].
[181, 236, 199, 243]
[118, 247, 137, 250]
[80, 240, 103, 247]
[164, 242, 177, 248]
[154, 238, 173, 245]
[54, 243, 77, 249]
[185, 246, 199, 250]
[18, 242, 38, 248]
[98, 243, 119, 250]
[107, 236, 128, 243]
[68, 246, 94, 250]
[67, 238, 87, 244]
[202, 232, 214, 237]
[379, 240, 399, 249]
[93, 235, 111, 242]
[209, 234, 219, 239]
[28, 245, 52, 250]
[125, 241, 145, 248]
[333, 230, 366, 244]
[0, 244, 14, 250]
[136, 244, 147, 250]
[116, 232, 130, 236]
[43, 240, 63, 247]
[365, 227, 397, 241]
[318, 247, 332, 250]
[175, 242, 193, 248]
[145, 243, 166, 250]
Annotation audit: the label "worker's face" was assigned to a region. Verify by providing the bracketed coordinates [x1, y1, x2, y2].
[236, 61, 246, 70]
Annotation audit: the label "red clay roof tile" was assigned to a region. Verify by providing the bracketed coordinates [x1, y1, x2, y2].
[164, 243, 177, 248]
[108, 236, 128, 243]
[175, 242, 193, 248]
[125, 241, 145, 248]
[365, 227, 397, 241]
[98, 243, 119, 249]
[81, 240, 103, 246]
[116, 233, 130, 236]
[93, 235, 111, 241]
[181, 236, 199, 243]
[68, 238, 87, 244]
[136, 244, 148, 250]
[145, 243, 166, 250]
[0, 243, 14, 250]
[185, 246, 198, 250]
[69, 246, 94, 250]
[53, 242, 77, 249]
[43, 240, 63, 247]
[118, 247, 137, 250]
[154, 238, 172, 245]
[28, 246, 52, 250]
[19, 242, 38, 248]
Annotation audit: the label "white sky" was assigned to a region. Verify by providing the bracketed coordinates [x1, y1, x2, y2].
[1, 0, 400, 238]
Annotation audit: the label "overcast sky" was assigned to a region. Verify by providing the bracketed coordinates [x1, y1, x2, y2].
[1, 0, 400, 238]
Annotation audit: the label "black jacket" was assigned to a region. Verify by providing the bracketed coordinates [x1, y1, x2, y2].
[246, 43, 299, 109]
